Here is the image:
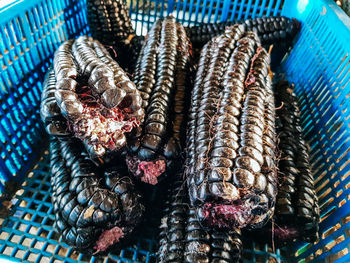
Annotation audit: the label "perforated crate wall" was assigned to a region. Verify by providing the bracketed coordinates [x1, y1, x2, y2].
[1, 0, 350, 262]
[0, 0, 88, 194]
[281, 0, 350, 262]
[129, 0, 284, 35]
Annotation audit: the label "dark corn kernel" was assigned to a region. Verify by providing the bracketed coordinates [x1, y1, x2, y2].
[274, 80, 319, 243]
[40, 68, 71, 137]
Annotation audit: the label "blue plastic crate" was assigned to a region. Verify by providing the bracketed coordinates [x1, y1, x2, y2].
[0, 0, 349, 262]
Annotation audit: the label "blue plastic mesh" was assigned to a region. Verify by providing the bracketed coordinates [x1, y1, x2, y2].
[280, 0, 350, 262]
[129, 0, 284, 35]
[1, 0, 350, 262]
[0, 0, 89, 193]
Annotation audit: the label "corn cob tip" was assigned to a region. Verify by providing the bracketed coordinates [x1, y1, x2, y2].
[93, 226, 124, 253]
[157, 177, 242, 262]
[126, 156, 166, 185]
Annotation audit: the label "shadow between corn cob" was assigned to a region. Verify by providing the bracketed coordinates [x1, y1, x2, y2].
[186, 16, 300, 55]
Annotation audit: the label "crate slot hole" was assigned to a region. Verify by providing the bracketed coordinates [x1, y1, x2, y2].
[28, 226, 39, 235]
[10, 234, 21, 243]
[33, 241, 45, 249]
[318, 187, 331, 201]
[23, 190, 34, 198]
[50, 231, 60, 241]
[23, 212, 34, 221]
[341, 214, 350, 225]
[315, 248, 323, 257]
[320, 206, 336, 223]
[315, 170, 327, 184]
[38, 228, 49, 238]
[41, 184, 49, 191]
[3, 246, 14, 256]
[21, 237, 34, 247]
[44, 217, 54, 226]
[15, 249, 26, 259]
[322, 223, 341, 239]
[40, 257, 50, 263]
[340, 159, 350, 171]
[336, 189, 343, 198]
[28, 202, 39, 210]
[320, 197, 334, 210]
[334, 180, 340, 188]
[28, 253, 39, 262]
[16, 223, 28, 232]
[33, 215, 44, 224]
[339, 198, 346, 207]
[341, 170, 350, 181]
[316, 179, 329, 193]
[40, 205, 50, 213]
[35, 193, 45, 201]
[57, 246, 69, 257]
[324, 235, 345, 251]
[326, 247, 348, 262]
[0, 232, 9, 240]
[344, 182, 350, 189]
[45, 243, 56, 253]
[19, 200, 28, 208]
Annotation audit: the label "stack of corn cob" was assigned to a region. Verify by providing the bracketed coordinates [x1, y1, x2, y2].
[86, 0, 144, 72]
[40, 7, 320, 258]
